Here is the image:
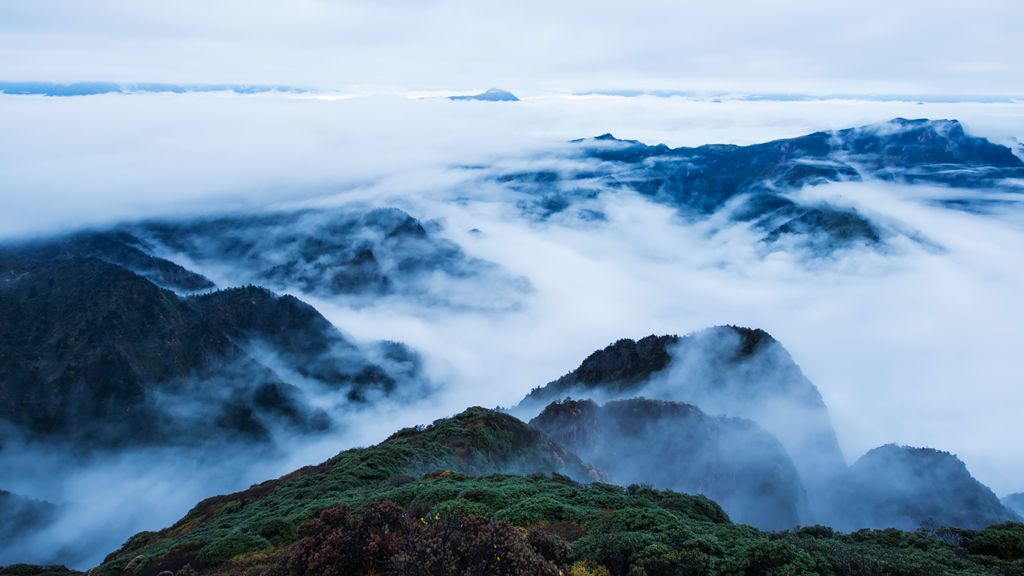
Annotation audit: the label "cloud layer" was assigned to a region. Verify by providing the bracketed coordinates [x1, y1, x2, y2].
[2, 92, 1024, 566]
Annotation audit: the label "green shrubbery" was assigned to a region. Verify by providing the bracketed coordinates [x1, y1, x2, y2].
[966, 522, 1024, 560]
[79, 408, 1024, 576]
[196, 532, 270, 566]
[20, 470, 1024, 576]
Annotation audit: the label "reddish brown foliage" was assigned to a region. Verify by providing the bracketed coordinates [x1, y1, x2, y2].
[289, 502, 564, 576]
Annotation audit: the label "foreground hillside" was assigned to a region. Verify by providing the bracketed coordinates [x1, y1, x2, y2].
[4, 407, 1021, 576]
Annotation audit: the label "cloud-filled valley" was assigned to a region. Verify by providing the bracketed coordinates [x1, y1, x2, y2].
[2, 91, 1024, 570]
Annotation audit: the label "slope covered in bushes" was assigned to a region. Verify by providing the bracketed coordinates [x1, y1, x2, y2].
[5, 407, 1024, 576]
[28, 474, 1024, 576]
[90, 407, 599, 574]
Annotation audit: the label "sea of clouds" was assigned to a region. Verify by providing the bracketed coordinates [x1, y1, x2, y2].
[1, 91, 1023, 566]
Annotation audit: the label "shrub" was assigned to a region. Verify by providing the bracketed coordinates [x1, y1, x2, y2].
[527, 528, 572, 566]
[573, 532, 664, 576]
[196, 531, 269, 566]
[570, 560, 612, 576]
[429, 498, 491, 520]
[289, 503, 364, 576]
[965, 522, 1024, 561]
[256, 517, 295, 545]
[288, 500, 566, 576]
[739, 540, 822, 576]
[590, 507, 686, 535]
[391, 516, 562, 576]
[495, 495, 578, 525]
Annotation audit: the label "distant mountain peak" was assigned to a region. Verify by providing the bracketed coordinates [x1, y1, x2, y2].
[517, 324, 847, 520]
[519, 326, 779, 406]
[840, 443, 1021, 530]
[449, 88, 519, 101]
[1004, 492, 1024, 518]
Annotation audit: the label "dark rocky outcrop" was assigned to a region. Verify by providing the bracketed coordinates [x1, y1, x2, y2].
[520, 326, 1020, 533]
[522, 334, 680, 402]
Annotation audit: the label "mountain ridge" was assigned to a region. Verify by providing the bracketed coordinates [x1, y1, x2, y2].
[834, 443, 1023, 531]
[517, 325, 847, 500]
[11, 406, 1021, 576]
[505, 118, 1024, 253]
[530, 398, 805, 530]
[0, 256, 421, 449]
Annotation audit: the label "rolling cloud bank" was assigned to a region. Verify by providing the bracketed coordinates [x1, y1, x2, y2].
[1, 92, 1024, 570]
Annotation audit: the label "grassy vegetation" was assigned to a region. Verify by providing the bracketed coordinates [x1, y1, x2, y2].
[93, 471, 1024, 576]
[91, 407, 597, 575]
[5, 407, 1023, 576]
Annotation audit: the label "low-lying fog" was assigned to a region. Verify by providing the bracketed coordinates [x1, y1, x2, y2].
[2, 92, 1023, 566]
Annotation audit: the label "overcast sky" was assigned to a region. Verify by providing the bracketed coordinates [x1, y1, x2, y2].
[1, 0, 1023, 96]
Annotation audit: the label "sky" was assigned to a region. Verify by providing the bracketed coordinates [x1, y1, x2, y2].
[1, 0, 1023, 96]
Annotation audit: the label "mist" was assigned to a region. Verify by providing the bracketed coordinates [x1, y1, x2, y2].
[530, 397, 807, 531]
[0, 376, 450, 567]
[2, 92, 1024, 567]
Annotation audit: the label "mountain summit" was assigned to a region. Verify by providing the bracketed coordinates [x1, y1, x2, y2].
[518, 325, 847, 497]
[833, 444, 1022, 531]
[449, 88, 519, 101]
